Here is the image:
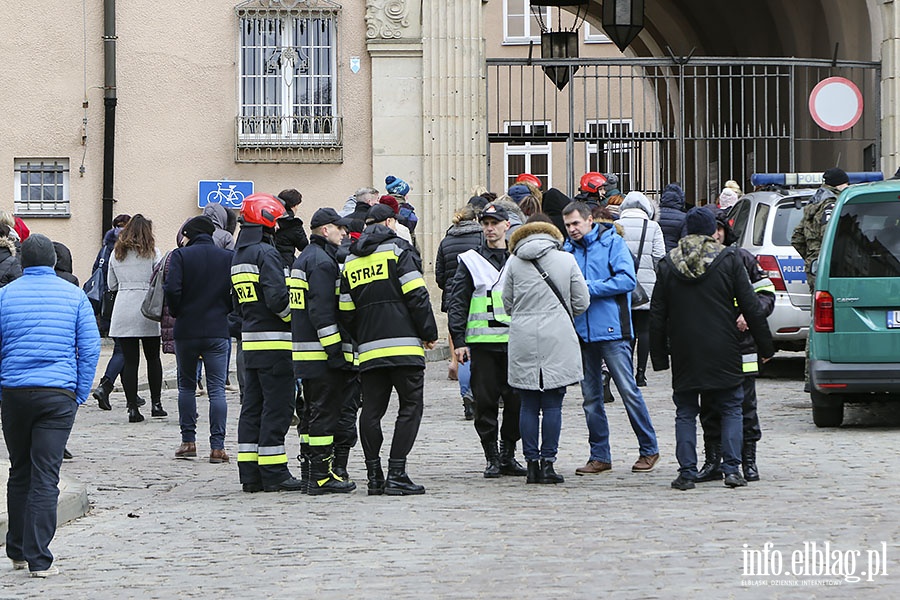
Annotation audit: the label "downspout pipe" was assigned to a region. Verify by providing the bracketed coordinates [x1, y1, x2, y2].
[102, 0, 117, 236]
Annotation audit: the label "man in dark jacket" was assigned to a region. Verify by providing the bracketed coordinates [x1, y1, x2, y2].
[650, 207, 775, 491]
[339, 203, 438, 495]
[695, 210, 776, 484]
[164, 216, 234, 464]
[448, 203, 528, 479]
[540, 188, 571, 239]
[658, 183, 687, 252]
[290, 208, 357, 495]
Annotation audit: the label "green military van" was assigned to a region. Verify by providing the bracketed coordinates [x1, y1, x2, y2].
[809, 180, 900, 427]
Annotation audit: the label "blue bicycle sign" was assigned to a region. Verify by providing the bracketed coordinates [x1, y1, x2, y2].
[198, 180, 254, 209]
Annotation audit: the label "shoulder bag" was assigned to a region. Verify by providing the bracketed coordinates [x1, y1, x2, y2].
[530, 258, 575, 327]
[630, 221, 650, 308]
[140, 251, 171, 322]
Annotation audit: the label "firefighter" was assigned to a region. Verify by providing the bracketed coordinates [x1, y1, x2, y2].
[448, 202, 528, 479]
[289, 208, 357, 495]
[231, 193, 302, 493]
[339, 203, 438, 496]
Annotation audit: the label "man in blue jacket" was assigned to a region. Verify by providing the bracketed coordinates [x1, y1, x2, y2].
[563, 203, 659, 476]
[1, 234, 101, 577]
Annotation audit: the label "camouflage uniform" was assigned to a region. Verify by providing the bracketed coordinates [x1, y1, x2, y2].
[791, 185, 840, 292]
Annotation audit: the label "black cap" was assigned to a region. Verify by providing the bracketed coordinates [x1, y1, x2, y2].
[366, 203, 396, 225]
[823, 167, 849, 187]
[181, 216, 215, 239]
[310, 207, 352, 229]
[479, 203, 509, 222]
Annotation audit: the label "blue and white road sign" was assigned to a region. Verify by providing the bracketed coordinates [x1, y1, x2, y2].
[198, 180, 254, 209]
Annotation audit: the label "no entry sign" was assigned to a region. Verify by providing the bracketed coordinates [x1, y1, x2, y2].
[808, 77, 863, 132]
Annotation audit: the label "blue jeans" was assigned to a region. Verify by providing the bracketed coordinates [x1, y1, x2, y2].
[458, 359, 471, 398]
[2, 389, 77, 571]
[517, 387, 565, 462]
[102, 337, 125, 382]
[674, 385, 743, 477]
[581, 339, 658, 463]
[175, 337, 229, 449]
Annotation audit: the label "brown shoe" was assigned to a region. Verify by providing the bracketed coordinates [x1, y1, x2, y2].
[575, 460, 612, 475]
[209, 449, 230, 464]
[632, 453, 660, 472]
[175, 442, 197, 459]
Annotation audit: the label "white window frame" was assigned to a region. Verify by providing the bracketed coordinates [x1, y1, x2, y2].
[237, 7, 338, 146]
[504, 121, 552, 190]
[585, 119, 633, 191]
[503, 0, 550, 45]
[13, 158, 70, 217]
[583, 23, 611, 44]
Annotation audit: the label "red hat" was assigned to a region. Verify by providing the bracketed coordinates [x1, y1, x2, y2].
[379, 195, 400, 215]
[516, 173, 542, 189]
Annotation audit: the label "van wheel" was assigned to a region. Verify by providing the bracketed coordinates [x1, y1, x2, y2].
[811, 391, 843, 427]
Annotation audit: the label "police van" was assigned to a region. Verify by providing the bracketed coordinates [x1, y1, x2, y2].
[808, 177, 900, 427]
[728, 172, 883, 352]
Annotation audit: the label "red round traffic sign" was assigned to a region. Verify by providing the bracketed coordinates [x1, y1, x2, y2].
[808, 77, 863, 132]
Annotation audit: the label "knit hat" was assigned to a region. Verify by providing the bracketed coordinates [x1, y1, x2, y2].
[366, 203, 396, 225]
[507, 184, 531, 204]
[718, 188, 739, 209]
[823, 168, 849, 187]
[467, 195, 489, 211]
[684, 206, 717, 236]
[724, 180, 742, 195]
[20, 233, 56, 268]
[379, 195, 400, 215]
[181, 216, 216, 240]
[385, 175, 410, 197]
[603, 173, 620, 192]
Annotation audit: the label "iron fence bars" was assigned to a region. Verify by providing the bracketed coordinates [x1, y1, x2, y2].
[486, 56, 879, 204]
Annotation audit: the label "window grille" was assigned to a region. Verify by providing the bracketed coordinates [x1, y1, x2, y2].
[13, 159, 70, 217]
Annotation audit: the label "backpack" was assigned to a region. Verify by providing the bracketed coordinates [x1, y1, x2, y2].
[398, 202, 418, 232]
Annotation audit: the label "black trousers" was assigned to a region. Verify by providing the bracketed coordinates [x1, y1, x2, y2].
[301, 369, 359, 452]
[630, 310, 651, 373]
[238, 354, 296, 487]
[118, 336, 162, 406]
[699, 376, 761, 445]
[2, 389, 76, 571]
[470, 346, 520, 445]
[359, 366, 424, 461]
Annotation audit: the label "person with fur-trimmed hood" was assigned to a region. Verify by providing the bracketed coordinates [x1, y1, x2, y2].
[0, 224, 22, 286]
[503, 215, 589, 484]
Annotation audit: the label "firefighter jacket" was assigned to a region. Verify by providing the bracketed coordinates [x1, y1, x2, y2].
[289, 235, 355, 379]
[447, 245, 511, 350]
[339, 224, 438, 372]
[231, 224, 292, 368]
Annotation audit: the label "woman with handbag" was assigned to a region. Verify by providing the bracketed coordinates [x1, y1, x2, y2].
[618, 191, 666, 386]
[502, 214, 589, 484]
[107, 214, 165, 423]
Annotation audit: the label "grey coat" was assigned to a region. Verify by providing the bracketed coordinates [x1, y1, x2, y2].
[108, 248, 162, 338]
[618, 192, 666, 311]
[503, 221, 589, 391]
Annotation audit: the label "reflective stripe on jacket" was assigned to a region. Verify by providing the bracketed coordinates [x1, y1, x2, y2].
[458, 249, 510, 344]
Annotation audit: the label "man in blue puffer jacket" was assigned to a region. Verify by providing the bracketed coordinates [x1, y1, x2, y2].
[0, 234, 101, 577]
[562, 203, 659, 477]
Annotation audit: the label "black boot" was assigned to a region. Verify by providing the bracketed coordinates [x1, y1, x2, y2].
[603, 371, 615, 403]
[127, 399, 144, 423]
[298, 444, 311, 494]
[526, 460, 541, 484]
[695, 443, 723, 483]
[384, 458, 425, 496]
[93, 376, 113, 411]
[499, 440, 528, 476]
[151, 397, 167, 417]
[635, 368, 647, 387]
[332, 446, 350, 481]
[307, 447, 356, 495]
[482, 441, 501, 478]
[539, 459, 564, 484]
[742, 441, 759, 482]
[365, 458, 385, 496]
[462, 393, 475, 421]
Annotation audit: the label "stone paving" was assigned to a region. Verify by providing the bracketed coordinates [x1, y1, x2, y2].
[1, 350, 899, 598]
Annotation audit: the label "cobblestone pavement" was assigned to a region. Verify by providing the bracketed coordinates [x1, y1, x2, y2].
[1, 352, 899, 599]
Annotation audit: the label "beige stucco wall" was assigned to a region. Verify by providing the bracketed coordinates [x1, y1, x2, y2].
[2, 1, 374, 283]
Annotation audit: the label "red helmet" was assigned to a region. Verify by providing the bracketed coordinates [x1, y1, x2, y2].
[241, 193, 285, 228]
[515, 173, 542, 189]
[579, 172, 607, 194]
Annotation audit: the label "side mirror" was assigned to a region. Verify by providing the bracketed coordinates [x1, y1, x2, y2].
[811, 258, 819, 276]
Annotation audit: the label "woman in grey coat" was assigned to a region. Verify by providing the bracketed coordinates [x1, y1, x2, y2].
[502, 216, 589, 484]
[107, 214, 165, 423]
[617, 191, 666, 386]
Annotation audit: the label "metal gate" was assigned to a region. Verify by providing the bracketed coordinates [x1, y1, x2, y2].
[486, 56, 880, 203]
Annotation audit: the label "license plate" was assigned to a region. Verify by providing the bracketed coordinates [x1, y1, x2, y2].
[888, 311, 900, 328]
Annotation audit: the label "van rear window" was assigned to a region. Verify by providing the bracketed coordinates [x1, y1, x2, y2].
[829, 201, 900, 278]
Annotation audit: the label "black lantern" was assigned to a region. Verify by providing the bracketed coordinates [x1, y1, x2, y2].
[530, 0, 589, 90]
[601, 0, 645, 52]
